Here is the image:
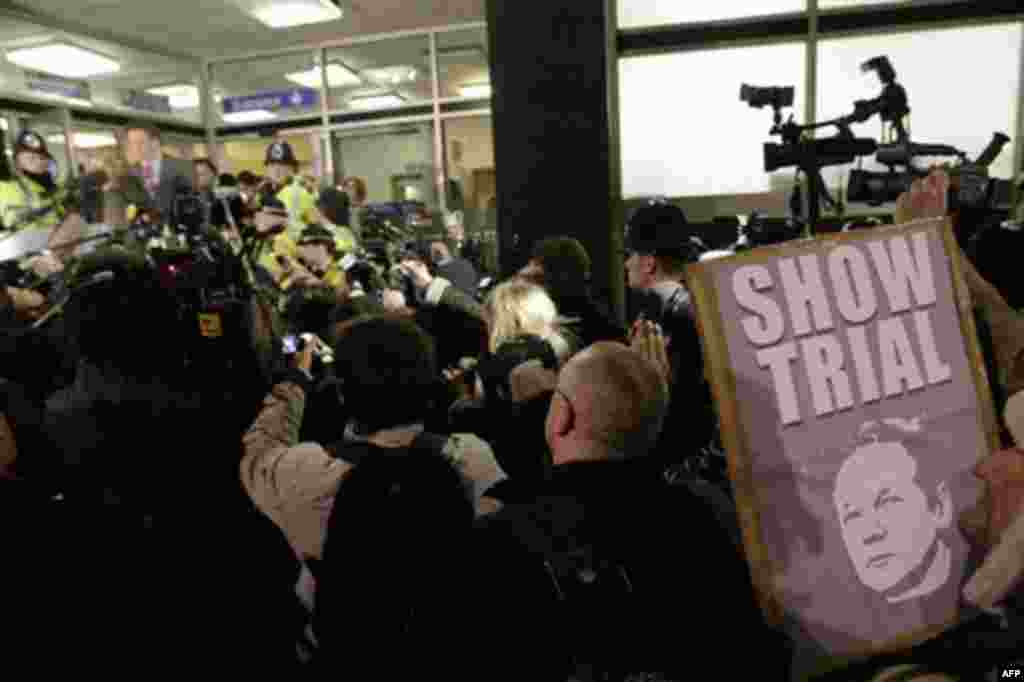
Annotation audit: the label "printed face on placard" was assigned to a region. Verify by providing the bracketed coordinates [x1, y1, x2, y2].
[834, 441, 952, 595]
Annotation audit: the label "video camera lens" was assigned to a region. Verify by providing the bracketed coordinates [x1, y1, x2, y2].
[847, 169, 914, 206]
[740, 84, 795, 110]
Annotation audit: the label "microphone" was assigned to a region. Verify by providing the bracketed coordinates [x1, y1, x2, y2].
[974, 132, 1011, 169]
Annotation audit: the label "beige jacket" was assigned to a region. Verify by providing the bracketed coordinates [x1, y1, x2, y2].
[241, 381, 506, 561]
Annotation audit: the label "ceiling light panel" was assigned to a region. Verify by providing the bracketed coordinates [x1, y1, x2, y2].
[458, 84, 492, 98]
[6, 42, 120, 79]
[47, 132, 118, 149]
[250, 0, 343, 29]
[348, 94, 405, 110]
[286, 62, 361, 89]
[223, 110, 278, 124]
[146, 84, 200, 109]
[362, 66, 419, 85]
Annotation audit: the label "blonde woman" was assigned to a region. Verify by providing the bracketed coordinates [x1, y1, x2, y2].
[485, 277, 573, 366]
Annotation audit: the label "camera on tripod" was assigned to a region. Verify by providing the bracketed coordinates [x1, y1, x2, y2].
[741, 73, 878, 230]
[847, 132, 1012, 209]
[743, 54, 1015, 228]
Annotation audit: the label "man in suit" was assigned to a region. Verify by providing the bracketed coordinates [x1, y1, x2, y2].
[123, 125, 193, 221]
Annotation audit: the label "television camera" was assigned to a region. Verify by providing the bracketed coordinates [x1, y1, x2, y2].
[847, 132, 1012, 210]
[743, 55, 1014, 231]
[740, 70, 881, 233]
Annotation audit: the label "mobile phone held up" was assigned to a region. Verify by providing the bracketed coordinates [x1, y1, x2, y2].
[282, 333, 334, 364]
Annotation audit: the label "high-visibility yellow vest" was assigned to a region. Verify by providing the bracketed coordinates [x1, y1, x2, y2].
[275, 180, 317, 241]
[0, 175, 63, 233]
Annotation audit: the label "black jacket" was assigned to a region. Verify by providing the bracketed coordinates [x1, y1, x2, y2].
[435, 257, 478, 298]
[448, 390, 553, 502]
[553, 293, 628, 349]
[477, 458, 776, 680]
[632, 284, 719, 479]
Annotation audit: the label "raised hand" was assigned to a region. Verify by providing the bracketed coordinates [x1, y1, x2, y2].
[895, 168, 950, 225]
[631, 319, 671, 390]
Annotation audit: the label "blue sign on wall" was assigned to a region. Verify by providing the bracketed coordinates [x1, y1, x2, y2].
[122, 90, 173, 115]
[24, 70, 91, 101]
[222, 88, 319, 114]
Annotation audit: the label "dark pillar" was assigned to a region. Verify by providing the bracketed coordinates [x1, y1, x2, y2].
[486, 0, 624, 323]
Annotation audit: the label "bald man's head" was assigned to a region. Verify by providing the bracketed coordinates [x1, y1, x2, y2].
[550, 342, 669, 460]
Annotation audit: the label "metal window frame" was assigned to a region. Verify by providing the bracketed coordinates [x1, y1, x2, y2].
[615, 2, 1024, 197]
[206, 22, 489, 210]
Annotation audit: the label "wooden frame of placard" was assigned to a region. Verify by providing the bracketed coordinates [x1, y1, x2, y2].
[684, 217, 1001, 673]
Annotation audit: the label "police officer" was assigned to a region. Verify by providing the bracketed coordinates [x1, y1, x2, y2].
[263, 140, 317, 241]
[288, 223, 347, 291]
[248, 195, 300, 294]
[0, 131, 69, 235]
[316, 187, 358, 255]
[624, 201, 721, 483]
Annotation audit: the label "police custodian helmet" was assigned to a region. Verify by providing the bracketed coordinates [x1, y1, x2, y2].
[14, 130, 54, 160]
[624, 200, 691, 256]
[265, 140, 299, 167]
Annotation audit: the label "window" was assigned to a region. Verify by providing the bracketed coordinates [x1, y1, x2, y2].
[819, 0, 944, 9]
[817, 23, 1022, 196]
[619, 43, 806, 197]
[332, 123, 438, 208]
[437, 28, 491, 101]
[212, 52, 324, 126]
[0, 18, 201, 124]
[618, 0, 803, 29]
[326, 36, 432, 114]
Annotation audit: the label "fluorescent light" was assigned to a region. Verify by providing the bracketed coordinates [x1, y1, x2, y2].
[6, 42, 120, 79]
[147, 84, 199, 109]
[223, 110, 278, 124]
[286, 62, 361, 89]
[363, 66, 418, 85]
[434, 46, 486, 60]
[348, 95, 405, 110]
[251, 0, 343, 29]
[47, 132, 118, 149]
[459, 84, 492, 98]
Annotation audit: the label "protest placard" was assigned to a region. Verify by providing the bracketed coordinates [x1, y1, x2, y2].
[686, 217, 999, 665]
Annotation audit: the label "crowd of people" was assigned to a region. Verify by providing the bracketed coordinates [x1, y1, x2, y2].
[1, 120, 1023, 680]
